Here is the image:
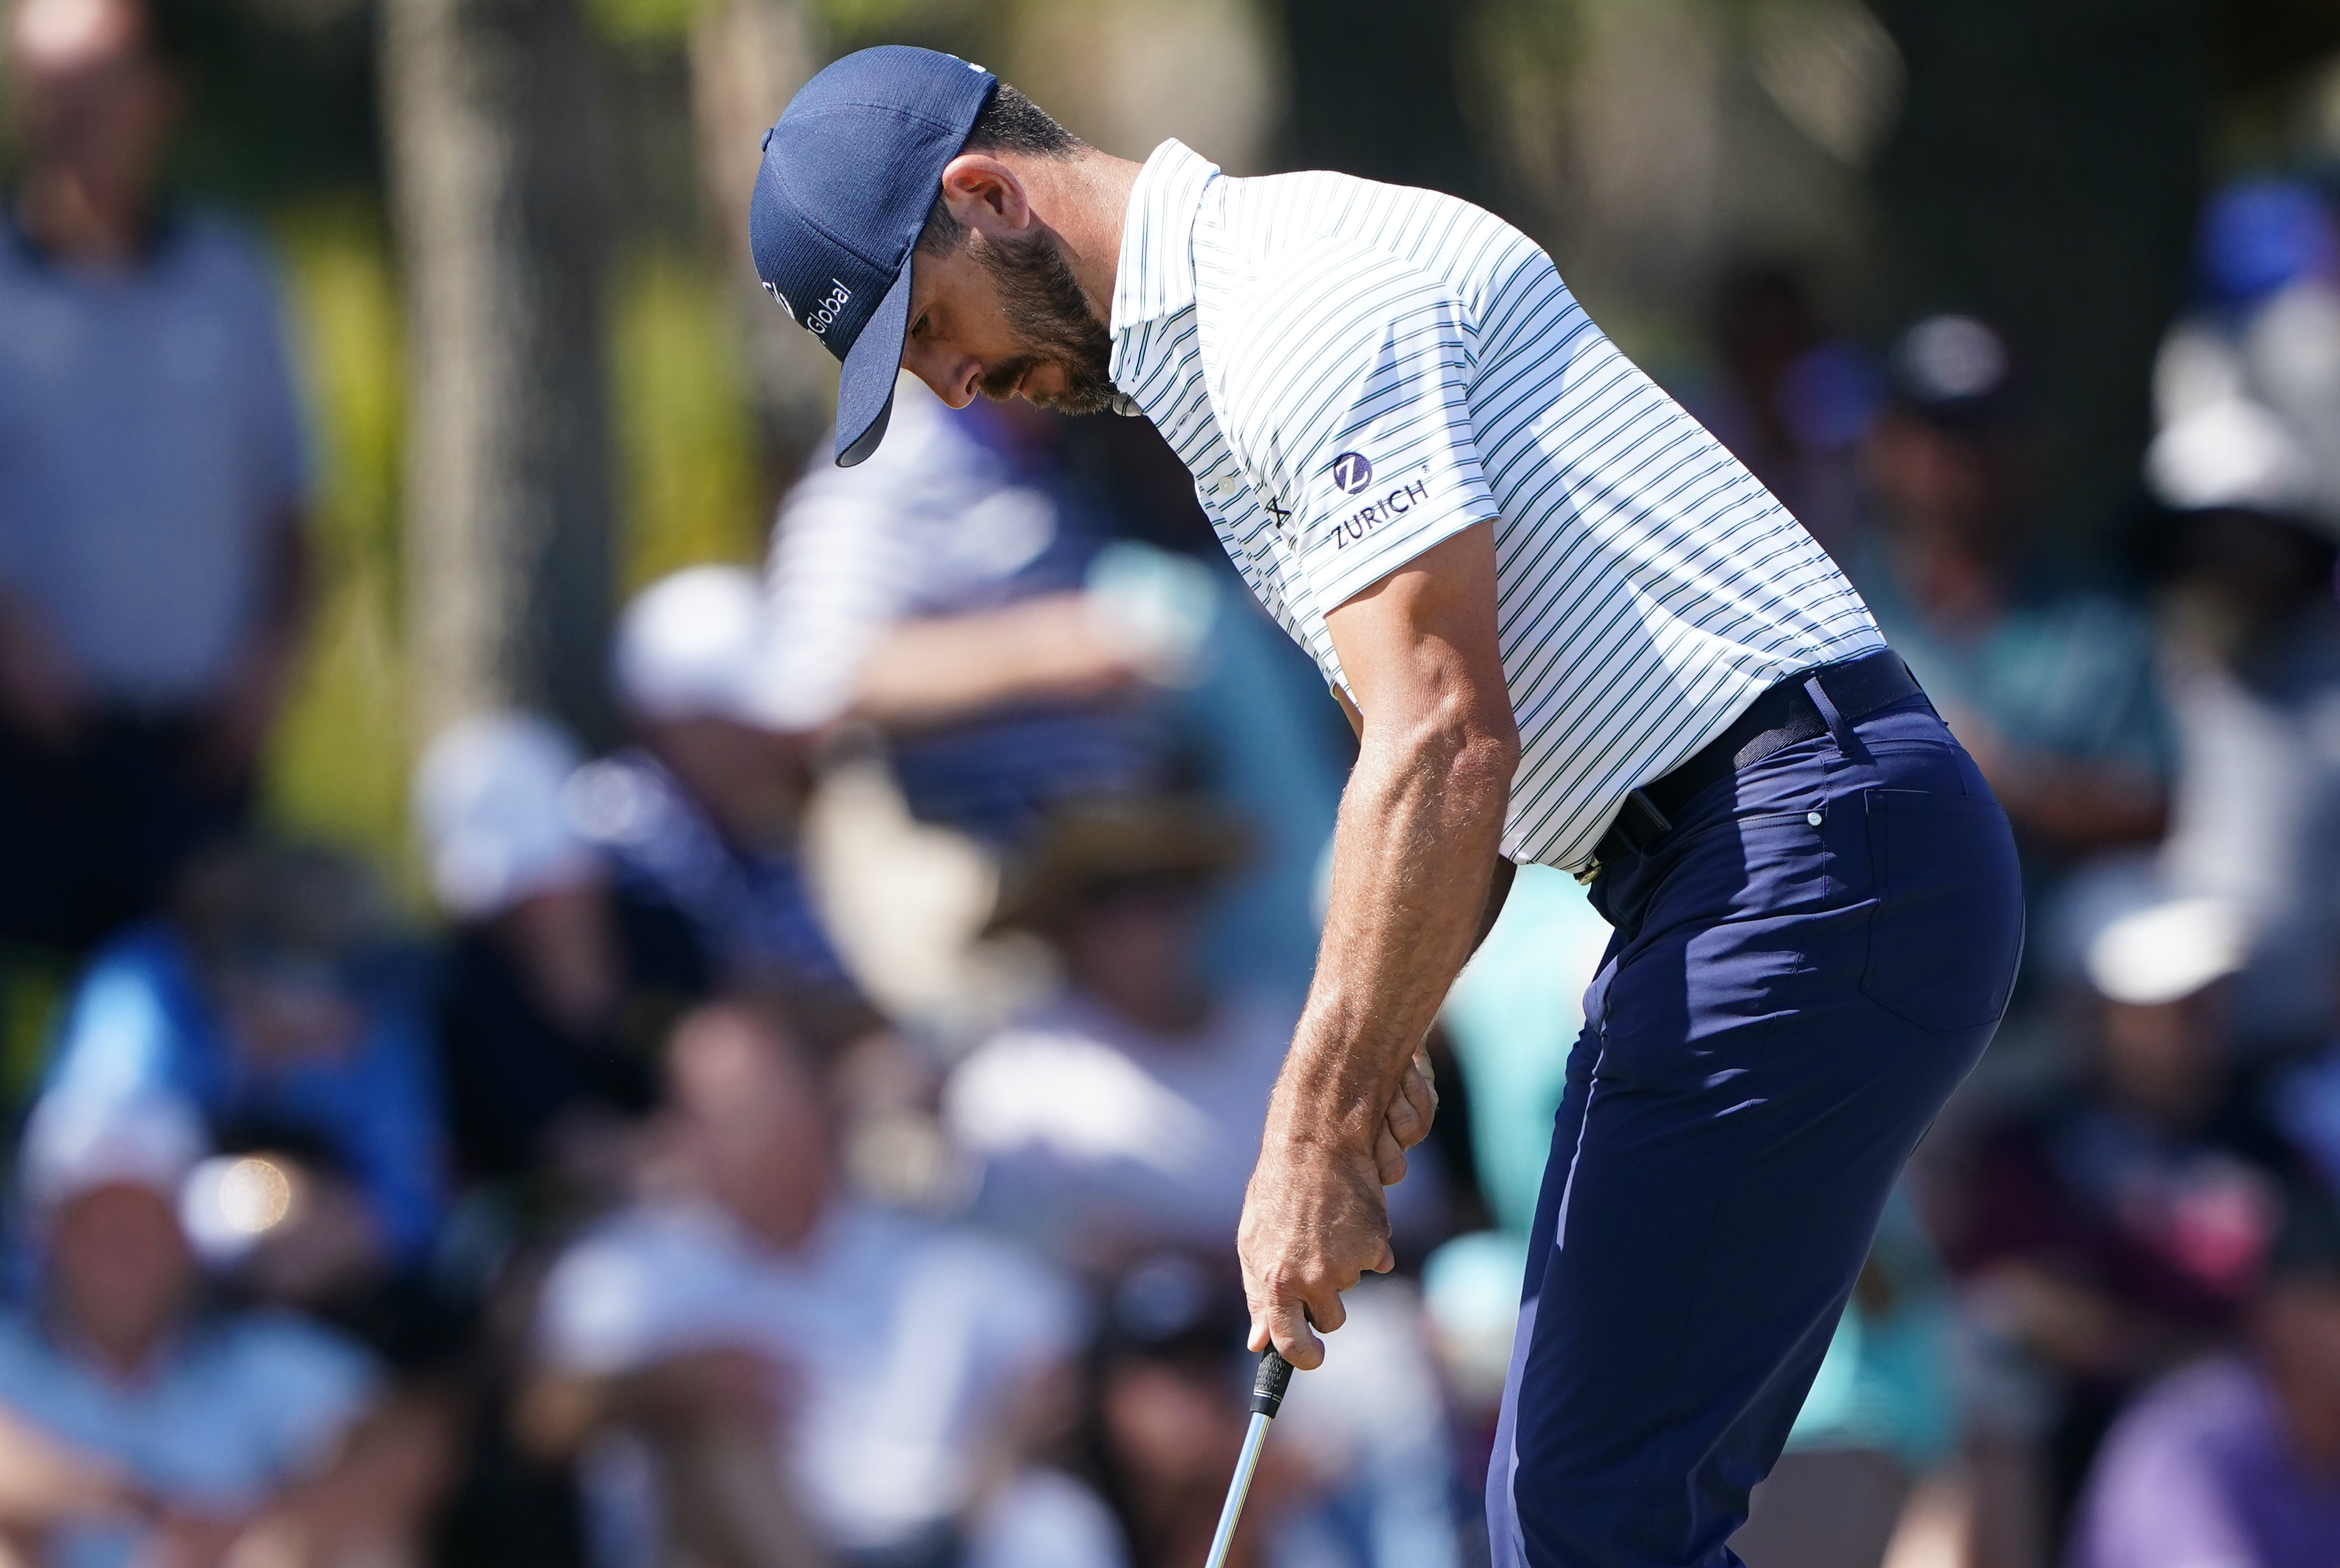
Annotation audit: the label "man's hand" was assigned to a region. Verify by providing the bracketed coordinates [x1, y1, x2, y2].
[1237, 521, 1517, 1370]
[1240, 1125, 1394, 1369]
[1239, 1048, 1433, 1365]
[1375, 1047, 1437, 1186]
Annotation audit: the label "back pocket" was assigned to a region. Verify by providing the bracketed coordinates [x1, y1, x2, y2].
[1860, 790, 2024, 1032]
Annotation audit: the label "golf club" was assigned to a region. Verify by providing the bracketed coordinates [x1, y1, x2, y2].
[1201, 1346, 1296, 1568]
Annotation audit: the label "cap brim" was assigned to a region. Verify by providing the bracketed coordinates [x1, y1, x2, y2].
[834, 264, 915, 467]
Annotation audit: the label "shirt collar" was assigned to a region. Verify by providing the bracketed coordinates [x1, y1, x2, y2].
[1109, 139, 1219, 345]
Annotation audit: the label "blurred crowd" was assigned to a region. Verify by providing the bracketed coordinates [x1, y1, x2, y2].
[5, 2, 2340, 1567]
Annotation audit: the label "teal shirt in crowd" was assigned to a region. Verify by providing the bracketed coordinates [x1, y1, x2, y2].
[1852, 547, 2173, 788]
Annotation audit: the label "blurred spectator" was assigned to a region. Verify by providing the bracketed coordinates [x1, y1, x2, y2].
[1695, 261, 1879, 560]
[2155, 180, 2340, 524]
[566, 567, 861, 1002]
[1089, 1258, 1308, 1568]
[417, 711, 711, 1189]
[768, 381, 1346, 1027]
[1092, 1255, 1461, 1568]
[525, 998, 1111, 1568]
[0, 0, 312, 954]
[2066, 1183, 2340, 1568]
[2147, 396, 2340, 1047]
[37, 843, 447, 1303]
[1935, 869, 2299, 1519]
[763, 380, 1179, 848]
[943, 798, 1445, 1277]
[1434, 865, 1611, 1238]
[0, 1089, 442, 1567]
[1854, 314, 2173, 870]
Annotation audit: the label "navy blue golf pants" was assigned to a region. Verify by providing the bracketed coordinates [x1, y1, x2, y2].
[1487, 693, 2023, 1568]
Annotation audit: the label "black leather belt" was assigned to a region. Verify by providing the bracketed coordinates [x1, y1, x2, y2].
[1585, 648, 1926, 878]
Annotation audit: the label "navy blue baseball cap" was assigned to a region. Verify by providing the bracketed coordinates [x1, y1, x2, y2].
[750, 46, 997, 466]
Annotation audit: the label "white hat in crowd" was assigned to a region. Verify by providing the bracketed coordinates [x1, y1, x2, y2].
[611, 566, 773, 727]
[413, 710, 600, 920]
[19, 1091, 208, 1214]
[2054, 858, 2250, 1006]
[2145, 396, 2323, 524]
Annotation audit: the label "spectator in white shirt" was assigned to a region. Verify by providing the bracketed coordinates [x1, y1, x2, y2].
[525, 996, 1119, 1568]
[945, 798, 1446, 1278]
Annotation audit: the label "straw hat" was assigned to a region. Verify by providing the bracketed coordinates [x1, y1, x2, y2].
[985, 796, 1251, 936]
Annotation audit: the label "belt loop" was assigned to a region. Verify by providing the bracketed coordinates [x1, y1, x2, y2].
[1803, 673, 1864, 759]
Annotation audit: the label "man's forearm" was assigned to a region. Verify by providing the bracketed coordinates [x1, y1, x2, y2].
[1241, 521, 1515, 1363]
[1271, 704, 1513, 1156]
[854, 595, 1136, 729]
[0, 1405, 140, 1527]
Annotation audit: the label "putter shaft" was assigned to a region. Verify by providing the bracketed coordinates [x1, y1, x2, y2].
[1202, 1349, 1296, 1568]
[1202, 1413, 1271, 1568]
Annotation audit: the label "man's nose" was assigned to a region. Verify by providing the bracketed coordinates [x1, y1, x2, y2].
[902, 340, 979, 409]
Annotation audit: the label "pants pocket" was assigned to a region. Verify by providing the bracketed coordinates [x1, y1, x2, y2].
[1859, 789, 2024, 1031]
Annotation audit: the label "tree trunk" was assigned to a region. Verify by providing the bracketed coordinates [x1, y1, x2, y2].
[1867, 0, 2203, 562]
[382, 0, 618, 745]
[687, 0, 837, 487]
[1277, 0, 1489, 206]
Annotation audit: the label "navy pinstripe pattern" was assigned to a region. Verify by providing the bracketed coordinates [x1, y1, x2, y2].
[1107, 142, 1882, 870]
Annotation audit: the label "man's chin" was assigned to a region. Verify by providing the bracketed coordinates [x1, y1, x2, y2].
[1028, 382, 1118, 416]
[979, 360, 1117, 415]
[1023, 366, 1119, 416]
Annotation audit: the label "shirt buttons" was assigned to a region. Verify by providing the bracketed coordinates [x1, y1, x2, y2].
[1807, 811, 1824, 826]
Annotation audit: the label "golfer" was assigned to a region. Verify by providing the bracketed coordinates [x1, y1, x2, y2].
[749, 46, 2026, 1567]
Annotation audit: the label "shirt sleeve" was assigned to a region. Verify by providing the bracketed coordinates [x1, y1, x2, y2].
[42, 931, 192, 1103]
[337, 1002, 450, 1265]
[2065, 1376, 2259, 1568]
[759, 401, 958, 728]
[536, 1215, 739, 1375]
[1215, 238, 1500, 615]
[235, 1314, 382, 1482]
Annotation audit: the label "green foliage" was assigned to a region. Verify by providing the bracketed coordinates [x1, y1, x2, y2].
[608, 248, 765, 589]
[0, 946, 72, 1112]
[588, 0, 720, 47]
[809, 0, 993, 54]
[255, 223, 770, 891]
[260, 198, 418, 891]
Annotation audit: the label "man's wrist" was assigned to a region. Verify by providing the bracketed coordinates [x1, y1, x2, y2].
[1264, 1073, 1381, 1159]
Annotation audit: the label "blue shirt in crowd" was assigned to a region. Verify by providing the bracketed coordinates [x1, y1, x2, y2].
[0, 212, 308, 705]
[566, 749, 858, 995]
[0, 1306, 375, 1568]
[1853, 553, 2174, 788]
[41, 926, 448, 1264]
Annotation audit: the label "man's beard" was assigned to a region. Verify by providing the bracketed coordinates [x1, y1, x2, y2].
[967, 228, 1117, 414]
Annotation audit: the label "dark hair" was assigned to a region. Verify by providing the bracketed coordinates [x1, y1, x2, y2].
[916, 82, 1083, 255]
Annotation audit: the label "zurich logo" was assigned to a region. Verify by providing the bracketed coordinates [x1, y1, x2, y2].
[1330, 452, 1374, 494]
[761, 280, 794, 317]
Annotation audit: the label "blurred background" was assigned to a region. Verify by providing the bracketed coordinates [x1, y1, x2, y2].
[0, 0, 2338, 1564]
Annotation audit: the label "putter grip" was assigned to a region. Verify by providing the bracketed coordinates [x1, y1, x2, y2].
[1250, 1348, 1295, 1418]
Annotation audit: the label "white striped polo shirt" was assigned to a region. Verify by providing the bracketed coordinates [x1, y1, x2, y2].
[1107, 140, 1886, 871]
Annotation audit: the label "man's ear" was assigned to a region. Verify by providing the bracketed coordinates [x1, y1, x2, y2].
[938, 153, 1035, 238]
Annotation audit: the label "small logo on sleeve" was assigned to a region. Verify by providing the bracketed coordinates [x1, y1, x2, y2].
[1325, 461, 1434, 552]
[1329, 452, 1374, 494]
